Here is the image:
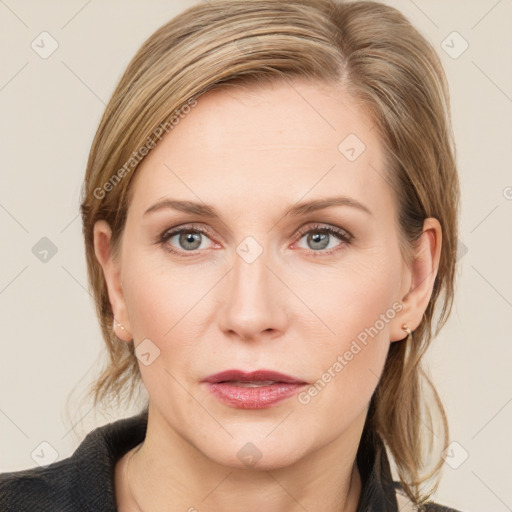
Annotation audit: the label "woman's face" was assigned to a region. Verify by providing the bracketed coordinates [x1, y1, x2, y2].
[98, 78, 416, 469]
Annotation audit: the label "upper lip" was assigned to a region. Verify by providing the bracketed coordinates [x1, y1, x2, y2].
[202, 369, 308, 384]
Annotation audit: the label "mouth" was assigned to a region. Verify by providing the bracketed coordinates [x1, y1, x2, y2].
[202, 369, 308, 409]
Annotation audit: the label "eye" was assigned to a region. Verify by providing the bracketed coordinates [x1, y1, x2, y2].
[160, 224, 215, 256]
[159, 222, 353, 258]
[294, 223, 353, 256]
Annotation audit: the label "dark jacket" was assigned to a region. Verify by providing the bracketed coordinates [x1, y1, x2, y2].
[0, 409, 461, 511]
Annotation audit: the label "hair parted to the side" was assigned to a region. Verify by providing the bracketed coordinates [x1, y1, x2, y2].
[79, 0, 459, 505]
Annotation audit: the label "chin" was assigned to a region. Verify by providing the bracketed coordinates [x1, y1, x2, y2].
[199, 434, 309, 471]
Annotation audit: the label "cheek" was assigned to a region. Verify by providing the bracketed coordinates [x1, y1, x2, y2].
[121, 241, 207, 336]
[296, 244, 403, 347]
[294, 248, 403, 408]
[120, 257, 207, 401]
[121, 248, 222, 378]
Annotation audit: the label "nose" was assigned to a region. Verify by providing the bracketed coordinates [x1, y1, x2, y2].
[217, 243, 289, 343]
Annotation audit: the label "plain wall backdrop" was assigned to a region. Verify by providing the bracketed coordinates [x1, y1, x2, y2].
[0, 1, 511, 511]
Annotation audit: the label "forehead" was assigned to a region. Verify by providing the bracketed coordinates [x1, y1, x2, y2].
[128, 78, 391, 218]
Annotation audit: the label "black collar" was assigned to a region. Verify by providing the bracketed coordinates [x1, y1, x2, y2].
[355, 418, 399, 511]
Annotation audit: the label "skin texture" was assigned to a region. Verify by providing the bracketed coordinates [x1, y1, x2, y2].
[94, 78, 441, 512]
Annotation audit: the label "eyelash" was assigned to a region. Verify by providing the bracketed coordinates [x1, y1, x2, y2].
[159, 222, 353, 258]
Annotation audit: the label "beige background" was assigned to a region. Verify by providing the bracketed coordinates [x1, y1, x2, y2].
[0, 1, 511, 511]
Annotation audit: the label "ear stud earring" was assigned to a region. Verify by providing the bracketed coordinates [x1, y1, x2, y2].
[113, 318, 126, 331]
[401, 323, 412, 342]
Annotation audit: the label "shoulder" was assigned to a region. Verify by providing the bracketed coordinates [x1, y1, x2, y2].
[0, 410, 148, 512]
[0, 458, 76, 511]
[394, 482, 464, 512]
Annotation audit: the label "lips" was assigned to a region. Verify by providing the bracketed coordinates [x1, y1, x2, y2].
[203, 369, 306, 385]
[202, 370, 307, 409]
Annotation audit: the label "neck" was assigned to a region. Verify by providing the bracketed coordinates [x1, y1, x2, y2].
[116, 408, 365, 512]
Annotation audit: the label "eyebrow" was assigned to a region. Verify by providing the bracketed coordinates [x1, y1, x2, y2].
[143, 195, 372, 219]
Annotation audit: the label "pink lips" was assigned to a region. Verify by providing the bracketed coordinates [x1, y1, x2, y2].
[202, 370, 307, 409]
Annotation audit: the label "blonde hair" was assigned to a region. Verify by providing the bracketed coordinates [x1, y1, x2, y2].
[79, 0, 459, 505]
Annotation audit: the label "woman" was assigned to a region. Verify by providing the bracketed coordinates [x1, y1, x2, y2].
[0, 0, 463, 510]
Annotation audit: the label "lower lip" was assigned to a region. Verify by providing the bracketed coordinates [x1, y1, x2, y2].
[204, 382, 306, 409]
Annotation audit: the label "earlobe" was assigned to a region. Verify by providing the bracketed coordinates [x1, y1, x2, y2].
[93, 220, 133, 342]
[397, 323, 413, 344]
[112, 317, 132, 342]
[390, 303, 413, 343]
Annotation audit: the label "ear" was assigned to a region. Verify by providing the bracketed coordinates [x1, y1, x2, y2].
[390, 217, 442, 342]
[93, 220, 133, 342]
